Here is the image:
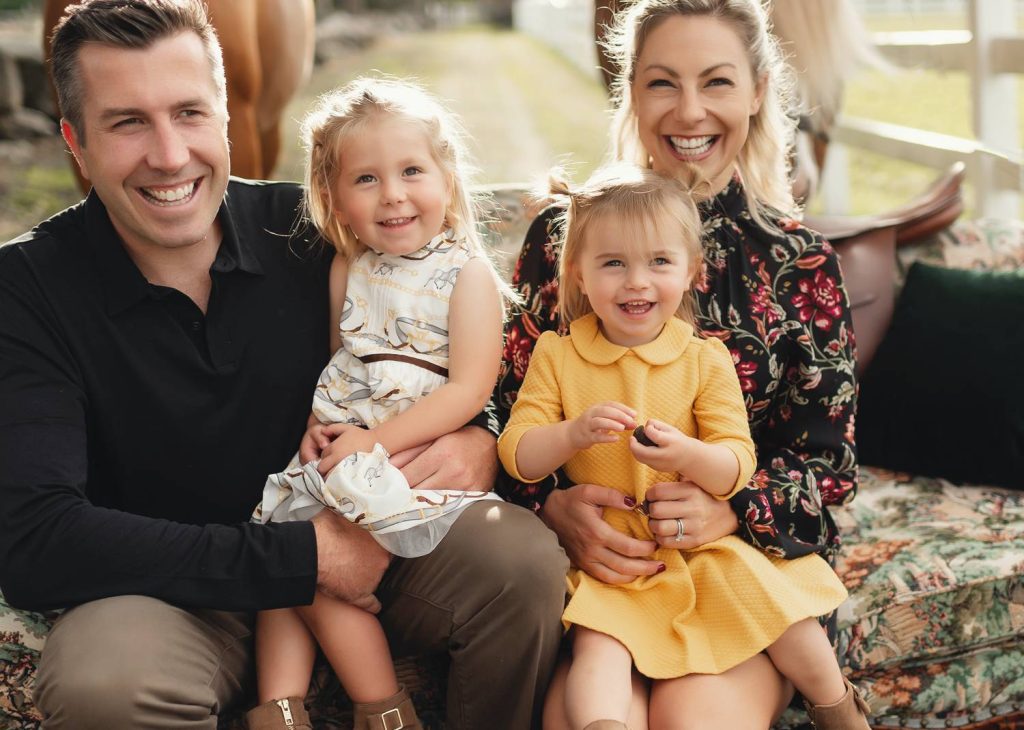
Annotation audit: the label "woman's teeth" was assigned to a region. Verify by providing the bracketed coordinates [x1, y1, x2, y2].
[141, 181, 196, 205]
[669, 135, 715, 157]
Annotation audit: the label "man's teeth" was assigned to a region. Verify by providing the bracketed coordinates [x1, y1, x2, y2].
[380, 217, 414, 227]
[669, 135, 715, 156]
[143, 181, 195, 203]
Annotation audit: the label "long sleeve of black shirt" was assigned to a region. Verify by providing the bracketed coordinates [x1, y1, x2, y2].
[0, 181, 330, 612]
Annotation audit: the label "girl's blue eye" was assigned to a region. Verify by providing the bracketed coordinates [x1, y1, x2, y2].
[603, 259, 625, 268]
[403, 166, 422, 176]
[355, 174, 375, 184]
[651, 257, 670, 266]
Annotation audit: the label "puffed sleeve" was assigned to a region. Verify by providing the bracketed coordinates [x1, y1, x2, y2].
[727, 229, 858, 561]
[497, 331, 565, 483]
[494, 207, 566, 509]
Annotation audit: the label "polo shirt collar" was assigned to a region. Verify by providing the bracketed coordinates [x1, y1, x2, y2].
[84, 185, 262, 316]
[568, 312, 693, 366]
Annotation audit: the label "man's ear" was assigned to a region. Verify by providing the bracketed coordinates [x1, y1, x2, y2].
[61, 119, 90, 181]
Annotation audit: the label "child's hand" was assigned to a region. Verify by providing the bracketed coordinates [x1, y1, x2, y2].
[299, 420, 334, 464]
[570, 401, 637, 450]
[317, 425, 377, 476]
[630, 419, 696, 473]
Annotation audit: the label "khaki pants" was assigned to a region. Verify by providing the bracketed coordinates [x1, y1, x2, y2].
[36, 501, 568, 729]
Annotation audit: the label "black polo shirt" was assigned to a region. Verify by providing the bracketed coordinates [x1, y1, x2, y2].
[0, 179, 332, 612]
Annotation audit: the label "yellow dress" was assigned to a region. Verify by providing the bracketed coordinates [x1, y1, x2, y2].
[497, 314, 848, 679]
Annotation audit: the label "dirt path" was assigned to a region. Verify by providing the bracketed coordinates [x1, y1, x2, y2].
[1, 24, 608, 241]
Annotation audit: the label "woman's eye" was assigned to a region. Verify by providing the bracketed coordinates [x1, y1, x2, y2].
[647, 78, 674, 89]
[707, 77, 735, 88]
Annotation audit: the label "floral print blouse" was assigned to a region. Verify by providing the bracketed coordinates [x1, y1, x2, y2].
[494, 179, 858, 561]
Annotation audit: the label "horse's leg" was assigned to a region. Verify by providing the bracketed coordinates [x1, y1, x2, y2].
[594, 1, 622, 93]
[43, 0, 90, 193]
[207, 0, 263, 179]
[255, 0, 315, 178]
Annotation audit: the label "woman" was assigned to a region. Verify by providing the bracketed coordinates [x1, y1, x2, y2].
[495, 0, 858, 726]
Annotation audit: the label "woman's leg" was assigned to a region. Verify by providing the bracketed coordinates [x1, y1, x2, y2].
[648, 653, 792, 730]
[296, 590, 399, 703]
[764, 618, 846, 706]
[565, 627, 634, 728]
[255, 607, 317, 702]
[544, 653, 650, 730]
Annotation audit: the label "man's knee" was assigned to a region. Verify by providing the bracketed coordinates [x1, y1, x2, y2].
[461, 502, 568, 613]
[36, 596, 250, 728]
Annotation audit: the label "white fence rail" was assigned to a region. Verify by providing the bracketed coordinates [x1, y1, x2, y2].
[514, 0, 1024, 219]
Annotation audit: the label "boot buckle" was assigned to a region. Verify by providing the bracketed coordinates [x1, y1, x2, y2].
[381, 707, 404, 730]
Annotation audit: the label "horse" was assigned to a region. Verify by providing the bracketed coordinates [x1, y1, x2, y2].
[44, 0, 316, 191]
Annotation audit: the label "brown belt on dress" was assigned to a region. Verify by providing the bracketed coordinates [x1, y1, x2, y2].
[357, 353, 449, 378]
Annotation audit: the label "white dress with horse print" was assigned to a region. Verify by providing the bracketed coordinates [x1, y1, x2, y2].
[254, 231, 500, 556]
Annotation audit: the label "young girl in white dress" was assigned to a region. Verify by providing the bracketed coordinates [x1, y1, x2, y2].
[247, 77, 509, 730]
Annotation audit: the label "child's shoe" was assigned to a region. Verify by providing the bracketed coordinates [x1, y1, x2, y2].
[353, 685, 422, 729]
[805, 677, 871, 729]
[582, 722, 628, 730]
[245, 697, 312, 729]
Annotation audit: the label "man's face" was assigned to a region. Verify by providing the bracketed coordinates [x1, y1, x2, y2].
[63, 31, 230, 260]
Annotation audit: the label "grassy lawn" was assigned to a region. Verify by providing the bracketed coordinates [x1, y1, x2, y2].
[834, 11, 1023, 216]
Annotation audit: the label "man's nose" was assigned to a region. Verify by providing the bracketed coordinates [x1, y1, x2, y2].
[147, 121, 190, 172]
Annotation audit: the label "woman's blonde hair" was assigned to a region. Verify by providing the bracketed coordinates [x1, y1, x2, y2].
[301, 76, 483, 262]
[550, 164, 704, 327]
[605, 0, 798, 227]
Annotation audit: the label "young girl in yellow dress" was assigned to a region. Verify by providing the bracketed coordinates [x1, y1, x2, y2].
[497, 165, 863, 730]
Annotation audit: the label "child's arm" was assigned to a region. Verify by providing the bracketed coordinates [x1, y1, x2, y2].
[514, 401, 636, 482]
[298, 255, 349, 464]
[318, 257, 502, 473]
[631, 338, 757, 498]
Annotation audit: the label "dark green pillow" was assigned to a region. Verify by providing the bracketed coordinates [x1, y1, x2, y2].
[856, 262, 1024, 488]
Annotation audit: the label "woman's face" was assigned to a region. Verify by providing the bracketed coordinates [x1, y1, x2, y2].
[631, 14, 765, 194]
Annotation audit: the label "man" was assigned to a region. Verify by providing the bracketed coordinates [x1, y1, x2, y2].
[0, 1, 567, 728]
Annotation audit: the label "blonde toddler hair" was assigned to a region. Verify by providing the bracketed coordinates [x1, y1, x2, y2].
[550, 164, 704, 328]
[301, 76, 482, 262]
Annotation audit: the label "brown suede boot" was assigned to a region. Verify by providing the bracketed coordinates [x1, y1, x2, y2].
[353, 685, 422, 730]
[805, 678, 871, 729]
[245, 697, 312, 729]
[582, 722, 628, 730]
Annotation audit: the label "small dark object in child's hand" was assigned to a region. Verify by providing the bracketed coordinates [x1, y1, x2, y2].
[633, 424, 657, 447]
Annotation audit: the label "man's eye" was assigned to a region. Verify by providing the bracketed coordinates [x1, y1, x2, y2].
[113, 118, 141, 128]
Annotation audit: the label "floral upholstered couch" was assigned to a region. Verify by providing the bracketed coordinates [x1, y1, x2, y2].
[2, 188, 1023, 730]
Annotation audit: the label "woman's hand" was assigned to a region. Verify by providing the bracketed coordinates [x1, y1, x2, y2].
[541, 484, 659, 584]
[644, 479, 740, 550]
[570, 401, 637, 450]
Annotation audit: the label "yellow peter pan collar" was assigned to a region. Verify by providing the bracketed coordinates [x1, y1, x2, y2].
[568, 312, 694, 366]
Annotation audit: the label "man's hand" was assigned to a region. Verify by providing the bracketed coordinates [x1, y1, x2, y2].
[389, 425, 498, 490]
[540, 484, 659, 584]
[644, 479, 740, 550]
[311, 510, 390, 613]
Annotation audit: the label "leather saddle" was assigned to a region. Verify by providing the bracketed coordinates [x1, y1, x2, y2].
[803, 162, 966, 374]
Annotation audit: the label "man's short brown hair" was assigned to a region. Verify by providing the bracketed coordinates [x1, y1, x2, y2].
[50, 0, 227, 143]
